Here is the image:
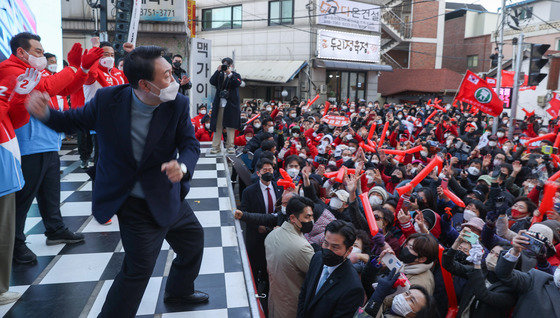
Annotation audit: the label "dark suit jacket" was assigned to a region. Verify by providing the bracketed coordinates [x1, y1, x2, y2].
[495, 253, 560, 317]
[43, 85, 200, 227]
[240, 181, 282, 245]
[297, 252, 364, 318]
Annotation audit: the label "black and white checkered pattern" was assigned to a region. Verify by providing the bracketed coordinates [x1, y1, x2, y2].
[1, 142, 252, 318]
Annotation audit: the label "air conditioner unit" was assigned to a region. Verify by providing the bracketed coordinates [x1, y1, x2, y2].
[319, 84, 327, 94]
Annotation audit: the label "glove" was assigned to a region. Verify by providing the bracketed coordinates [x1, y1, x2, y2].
[370, 268, 399, 303]
[466, 242, 484, 265]
[14, 68, 42, 95]
[81, 47, 104, 70]
[67, 43, 83, 68]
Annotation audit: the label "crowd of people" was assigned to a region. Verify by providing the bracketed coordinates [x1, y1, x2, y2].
[197, 91, 560, 316]
[1, 29, 560, 318]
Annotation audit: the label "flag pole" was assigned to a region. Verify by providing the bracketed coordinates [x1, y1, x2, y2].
[492, 0, 506, 135]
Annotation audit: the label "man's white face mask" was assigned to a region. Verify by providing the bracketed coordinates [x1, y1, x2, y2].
[147, 80, 179, 103]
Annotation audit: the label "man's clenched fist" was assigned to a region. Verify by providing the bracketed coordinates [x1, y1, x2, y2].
[25, 90, 51, 121]
[161, 160, 184, 183]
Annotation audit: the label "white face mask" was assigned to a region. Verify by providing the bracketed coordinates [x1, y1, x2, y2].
[348, 147, 356, 153]
[100, 56, 115, 69]
[391, 293, 413, 317]
[497, 132, 504, 138]
[200, 109, 207, 115]
[281, 206, 287, 215]
[554, 267, 560, 288]
[352, 247, 362, 254]
[493, 159, 502, 166]
[246, 136, 252, 141]
[287, 168, 299, 178]
[266, 107, 272, 112]
[290, 113, 296, 118]
[254, 123, 261, 129]
[299, 153, 307, 159]
[46, 64, 57, 73]
[329, 197, 343, 210]
[328, 160, 337, 166]
[463, 209, 477, 221]
[342, 156, 351, 162]
[420, 151, 428, 157]
[468, 166, 480, 176]
[488, 141, 497, 147]
[366, 175, 374, 184]
[148, 80, 180, 102]
[414, 222, 422, 233]
[267, 126, 274, 133]
[293, 133, 300, 138]
[205, 123, 210, 129]
[370, 195, 382, 206]
[25, 50, 47, 71]
[345, 134, 353, 141]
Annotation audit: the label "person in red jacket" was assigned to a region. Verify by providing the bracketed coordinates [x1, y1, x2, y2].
[192, 105, 207, 132]
[44, 53, 70, 112]
[195, 115, 213, 142]
[234, 126, 254, 147]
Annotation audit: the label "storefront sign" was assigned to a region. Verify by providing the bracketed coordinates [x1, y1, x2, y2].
[189, 38, 212, 117]
[499, 87, 511, 109]
[109, 0, 185, 22]
[317, 29, 380, 63]
[187, 0, 196, 37]
[317, 0, 381, 33]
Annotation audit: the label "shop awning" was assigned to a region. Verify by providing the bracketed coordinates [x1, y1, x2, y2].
[211, 60, 308, 83]
[314, 59, 393, 72]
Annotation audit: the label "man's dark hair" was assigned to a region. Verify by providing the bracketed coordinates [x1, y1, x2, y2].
[44, 52, 55, 60]
[222, 57, 233, 65]
[257, 158, 274, 171]
[405, 233, 439, 264]
[325, 220, 356, 248]
[10, 32, 41, 55]
[99, 41, 113, 49]
[261, 139, 276, 152]
[410, 285, 439, 318]
[284, 155, 303, 169]
[513, 196, 537, 214]
[286, 196, 314, 218]
[123, 46, 164, 89]
[172, 54, 183, 59]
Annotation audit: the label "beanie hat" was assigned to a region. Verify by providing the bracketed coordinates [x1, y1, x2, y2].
[368, 186, 388, 204]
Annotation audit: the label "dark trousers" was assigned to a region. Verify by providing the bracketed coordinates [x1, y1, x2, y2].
[99, 197, 204, 318]
[77, 130, 93, 162]
[15, 152, 66, 244]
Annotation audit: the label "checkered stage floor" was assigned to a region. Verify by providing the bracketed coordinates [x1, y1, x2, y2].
[1, 142, 252, 318]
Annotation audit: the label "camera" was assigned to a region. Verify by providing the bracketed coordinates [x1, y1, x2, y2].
[315, 156, 328, 165]
[221, 64, 229, 71]
[218, 90, 229, 99]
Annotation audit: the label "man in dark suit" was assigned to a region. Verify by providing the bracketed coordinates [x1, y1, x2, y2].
[238, 158, 282, 300]
[494, 230, 560, 317]
[25, 46, 206, 318]
[297, 220, 364, 318]
[209, 57, 242, 154]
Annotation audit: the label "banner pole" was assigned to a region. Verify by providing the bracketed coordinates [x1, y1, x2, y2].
[508, 33, 524, 140]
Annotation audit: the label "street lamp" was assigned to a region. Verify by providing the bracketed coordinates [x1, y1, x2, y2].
[281, 89, 288, 103]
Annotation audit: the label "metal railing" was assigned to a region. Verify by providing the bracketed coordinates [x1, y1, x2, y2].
[381, 53, 404, 69]
[382, 9, 411, 39]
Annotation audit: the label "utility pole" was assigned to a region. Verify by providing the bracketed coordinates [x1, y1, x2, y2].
[508, 33, 524, 140]
[99, 0, 108, 42]
[492, 0, 506, 135]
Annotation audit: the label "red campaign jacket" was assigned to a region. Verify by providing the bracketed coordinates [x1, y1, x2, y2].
[234, 135, 248, 147]
[192, 114, 204, 131]
[0, 55, 83, 139]
[523, 122, 538, 138]
[83, 62, 128, 102]
[195, 128, 213, 142]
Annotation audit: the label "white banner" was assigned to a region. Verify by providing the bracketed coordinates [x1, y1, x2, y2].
[317, 0, 381, 33]
[127, 0, 142, 45]
[317, 29, 380, 63]
[189, 38, 212, 117]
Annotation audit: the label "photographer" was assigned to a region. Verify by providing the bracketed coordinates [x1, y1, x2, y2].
[209, 57, 242, 154]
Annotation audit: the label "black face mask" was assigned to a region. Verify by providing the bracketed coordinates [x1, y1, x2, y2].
[173, 61, 181, 69]
[298, 220, 314, 234]
[399, 246, 418, 264]
[261, 172, 274, 182]
[322, 248, 346, 266]
[391, 175, 401, 184]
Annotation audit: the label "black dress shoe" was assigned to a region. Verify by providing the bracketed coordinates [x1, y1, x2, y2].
[13, 243, 37, 264]
[164, 290, 209, 304]
[46, 229, 85, 246]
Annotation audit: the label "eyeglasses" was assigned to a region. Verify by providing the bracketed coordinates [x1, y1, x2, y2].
[374, 215, 382, 221]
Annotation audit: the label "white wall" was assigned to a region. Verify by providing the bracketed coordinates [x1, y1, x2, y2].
[464, 11, 497, 38]
[28, 0, 63, 70]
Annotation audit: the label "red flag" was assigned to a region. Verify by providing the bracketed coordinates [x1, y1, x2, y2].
[456, 70, 503, 116]
[548, 92, 560, 118]
[486, 77, 496, 87]
[501, 70, 529, 88]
